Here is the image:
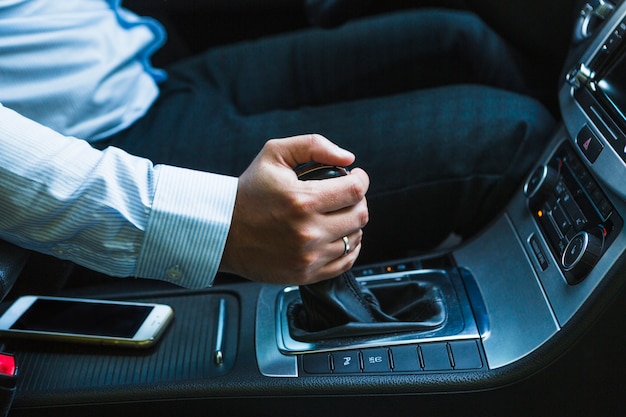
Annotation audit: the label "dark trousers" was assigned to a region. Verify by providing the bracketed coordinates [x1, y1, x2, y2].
[102, 9, 555, 263]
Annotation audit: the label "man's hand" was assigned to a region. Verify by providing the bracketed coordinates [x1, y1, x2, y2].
[219, 134, 370, 285]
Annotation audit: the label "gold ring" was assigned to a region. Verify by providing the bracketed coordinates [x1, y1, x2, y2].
[342, 236, 350, 256]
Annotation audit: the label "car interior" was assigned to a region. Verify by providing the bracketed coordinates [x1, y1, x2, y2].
[1, 0, 625, 416]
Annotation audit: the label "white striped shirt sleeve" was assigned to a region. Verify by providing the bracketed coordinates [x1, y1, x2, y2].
[0, 104, 237, 289]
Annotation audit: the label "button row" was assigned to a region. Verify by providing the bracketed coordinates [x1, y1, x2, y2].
[302, 340, 483, 375]
[545, 180, 588, 242]
[565, 136, 613, 220]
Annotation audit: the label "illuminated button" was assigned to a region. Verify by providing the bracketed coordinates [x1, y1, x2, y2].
[331, 351, 361, 373]
[361, 348, 391, 373]
[0, 354, 16, 377]
[576, 126, 603, 163]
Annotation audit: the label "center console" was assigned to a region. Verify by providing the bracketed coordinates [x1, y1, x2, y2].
[254, 0, 626, 377]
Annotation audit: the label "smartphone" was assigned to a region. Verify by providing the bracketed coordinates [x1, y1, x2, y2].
[0, 295, 174, 348]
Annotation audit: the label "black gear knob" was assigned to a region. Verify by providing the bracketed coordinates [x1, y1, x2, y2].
[295, 162, 348, 180]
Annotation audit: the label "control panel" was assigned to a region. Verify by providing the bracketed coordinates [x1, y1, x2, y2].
[300, 340, 485, 376]
[524, 141, 623, 284]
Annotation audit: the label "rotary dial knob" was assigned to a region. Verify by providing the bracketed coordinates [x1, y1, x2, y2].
[524, 165, 560, 209]
[562, 231, 603, 284]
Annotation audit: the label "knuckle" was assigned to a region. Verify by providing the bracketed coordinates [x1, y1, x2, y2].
[287, 191, 316, 215]
[264, 138, 281, 151]
[295, 134, 323, 151]
[349, 178, 366, 201]
[307, 133, 326, 144]
[294, 225, 318, 246]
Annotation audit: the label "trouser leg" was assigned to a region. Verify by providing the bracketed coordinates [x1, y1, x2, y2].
[171, 8, 530, 115]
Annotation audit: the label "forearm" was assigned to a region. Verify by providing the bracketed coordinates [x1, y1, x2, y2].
[0, 105, 237, 288]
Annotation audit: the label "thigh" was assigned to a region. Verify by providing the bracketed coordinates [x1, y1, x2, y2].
[165, 8, 529, 116]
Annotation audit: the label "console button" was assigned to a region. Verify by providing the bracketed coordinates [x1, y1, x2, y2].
[554, 181, 568, 197]
[597, 198, 613, 219]
[560, 192, 587, 229]
[302, 353, 332, 374]
[390, 345, 421, 372]
[576, 126, 604, 163]
[331, 351, 361, 373]
[551, 204, 572, 236]
[449, 341, 483, 370]
[361, 348, 391, 373]
[420, 343, 452, 371]
[540, 206, 567, 255]
[529, 235, 549, 271]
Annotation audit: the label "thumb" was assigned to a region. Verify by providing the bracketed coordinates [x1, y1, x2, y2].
[276, 134, 355, 168]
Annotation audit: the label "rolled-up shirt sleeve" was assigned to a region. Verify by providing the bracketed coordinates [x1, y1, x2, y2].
[0, 104, 237, 288]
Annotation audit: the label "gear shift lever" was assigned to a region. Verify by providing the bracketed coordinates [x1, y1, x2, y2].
[292, 163, 446, 340]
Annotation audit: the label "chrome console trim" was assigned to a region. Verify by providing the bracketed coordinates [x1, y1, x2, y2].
[256, 284, 299, 377]
[461, 129, 626, 369]
[454, 213, 560, 369]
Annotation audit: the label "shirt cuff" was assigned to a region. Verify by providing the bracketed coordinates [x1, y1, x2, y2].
[135, 165, 238, 289]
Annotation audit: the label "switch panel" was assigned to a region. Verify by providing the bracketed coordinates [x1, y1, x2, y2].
[525, 141, 623, 284]
[300, 340, 484, 376]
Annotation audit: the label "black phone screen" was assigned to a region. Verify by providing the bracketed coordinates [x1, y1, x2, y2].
[11, 299, 153, 338]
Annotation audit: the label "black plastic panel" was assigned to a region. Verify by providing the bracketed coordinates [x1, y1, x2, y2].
[3, 292, 239, 397]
